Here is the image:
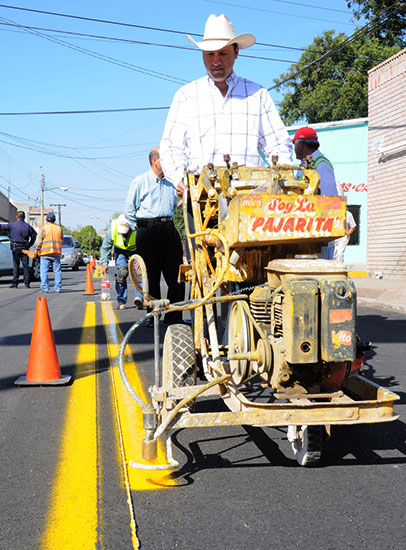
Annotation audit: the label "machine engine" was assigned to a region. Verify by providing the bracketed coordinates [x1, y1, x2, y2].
[235, 259, 361, 393]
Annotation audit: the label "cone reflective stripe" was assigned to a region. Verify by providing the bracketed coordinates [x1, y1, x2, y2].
[84, 263, 95, 295]
[15, 297, 71, 386]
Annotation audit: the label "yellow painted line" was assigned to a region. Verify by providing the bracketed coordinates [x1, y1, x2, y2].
[101, 301, 176, 490]
[41, 302, 102, 550]
[93, 265, 103, 278]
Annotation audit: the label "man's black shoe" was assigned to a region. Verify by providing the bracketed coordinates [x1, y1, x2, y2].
[9, 284, 18, 288]
[25, 284, 30, 288]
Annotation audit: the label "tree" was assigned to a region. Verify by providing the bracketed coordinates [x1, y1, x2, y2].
[75, 225, 102, 258]
[173, 204, 185, 240]
[61, 224, 72, 234]
[274, 30, 401, 125]
[347, 1, 406, 46]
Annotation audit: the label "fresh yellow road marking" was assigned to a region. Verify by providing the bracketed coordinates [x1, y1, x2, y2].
[41, 302, 101, 550]
[101, 302, 176, 490]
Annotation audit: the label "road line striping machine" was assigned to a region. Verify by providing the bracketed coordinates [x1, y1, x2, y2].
[122, 156, 399, 468]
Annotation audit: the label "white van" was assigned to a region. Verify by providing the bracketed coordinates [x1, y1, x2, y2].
[61, 235, 80, 270]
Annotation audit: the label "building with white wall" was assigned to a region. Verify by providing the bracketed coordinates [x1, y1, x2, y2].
[288, 118, 368, 267]
[367, 48, 406, 278]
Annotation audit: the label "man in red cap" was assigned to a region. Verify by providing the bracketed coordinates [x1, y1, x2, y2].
[292, 126, 337, 196]
[292, 126, 338, 259]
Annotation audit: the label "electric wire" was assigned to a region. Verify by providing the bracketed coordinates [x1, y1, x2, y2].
[260, 0, 350, 14]
[0, 171, 32, 199]
[0, 15, 188, 86]
[0, 1, 355, 31]
[269, 1, 403, 91]
[0, 13, 381, 62]
[203, 0, 354, 25]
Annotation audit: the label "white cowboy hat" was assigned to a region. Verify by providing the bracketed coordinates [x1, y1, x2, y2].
[116, 214, 131, 234]
[186, 14, 255, 52]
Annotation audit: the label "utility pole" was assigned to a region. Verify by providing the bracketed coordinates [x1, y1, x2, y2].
[40, 173, 45, 226]
[50, 203, 66, 226]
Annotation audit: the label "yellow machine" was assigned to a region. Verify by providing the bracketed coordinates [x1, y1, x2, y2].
[124, 156, 398, 468]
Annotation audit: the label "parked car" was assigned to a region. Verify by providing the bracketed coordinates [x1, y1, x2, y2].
[75, 241, 85, 265]
[61, 235, 79, 271]
[0, 236, 40, 281]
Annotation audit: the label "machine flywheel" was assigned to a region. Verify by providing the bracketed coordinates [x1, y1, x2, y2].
[227, 301, 254, 385]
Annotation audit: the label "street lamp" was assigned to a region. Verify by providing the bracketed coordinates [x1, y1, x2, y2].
[40, 172, 69, 225]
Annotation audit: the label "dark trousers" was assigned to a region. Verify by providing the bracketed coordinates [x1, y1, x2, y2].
[136, 221, 184, 323]
[12, 247, 30, 286]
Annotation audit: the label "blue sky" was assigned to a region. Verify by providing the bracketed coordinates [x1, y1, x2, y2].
[0, 0, 362, 230]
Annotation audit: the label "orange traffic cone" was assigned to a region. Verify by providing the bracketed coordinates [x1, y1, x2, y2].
[15, 297, 71, 386]
[84, 263, 95, 295]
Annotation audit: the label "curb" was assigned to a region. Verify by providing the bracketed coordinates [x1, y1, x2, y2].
[348, 271, 367, 278]
[357, 296, 406, 314]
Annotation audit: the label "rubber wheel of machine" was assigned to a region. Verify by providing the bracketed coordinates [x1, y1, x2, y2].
[291, 425, 323, 467]
[162, 324, 196, 412]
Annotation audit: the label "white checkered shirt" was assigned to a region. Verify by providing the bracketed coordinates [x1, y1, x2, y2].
[160, 72, 293, 185]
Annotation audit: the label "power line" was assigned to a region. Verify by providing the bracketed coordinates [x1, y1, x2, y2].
[263, 0, 350, 14]
[0, 20, 298, 64]
[0, 106, 169, 116]
[0, 15, 188, 86]
[203, 0, 354, 26]
[268, 1, 401, 91]
[0, 11, 382, 63]
[0, 171, 32, 199]
[0, 131, 155, 151]
[0, 3, 197, 36]
[0, 2, 361, 57]
[50, 188, 119, 213]
[0, 136, 149, 162]
[0, 2, 354, 32]
[0, 63, 371, 118]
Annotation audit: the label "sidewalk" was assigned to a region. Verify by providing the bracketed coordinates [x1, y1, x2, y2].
[350, 274, 406, 314]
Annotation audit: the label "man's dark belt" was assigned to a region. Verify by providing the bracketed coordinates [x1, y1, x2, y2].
[10, 241, 28, 248]
[136, 217, 172, 227]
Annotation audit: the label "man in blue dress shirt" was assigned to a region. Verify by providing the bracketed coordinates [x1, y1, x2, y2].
[125, 148, 184, 325]
[0, 211, 37, 288]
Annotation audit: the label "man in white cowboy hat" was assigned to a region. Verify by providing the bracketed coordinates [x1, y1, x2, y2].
[160, 14, 293, 195]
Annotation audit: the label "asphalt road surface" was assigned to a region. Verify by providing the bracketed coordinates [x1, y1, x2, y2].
[0, 268, 405, 550]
